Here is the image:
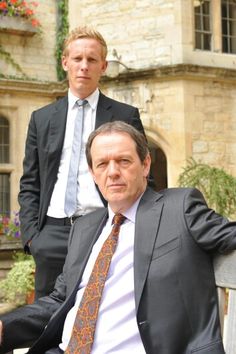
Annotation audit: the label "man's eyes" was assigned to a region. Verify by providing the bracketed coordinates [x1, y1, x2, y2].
[96, 159, 131, 168]
[120, 159, 131, 164]
[74, 57, 98, 62]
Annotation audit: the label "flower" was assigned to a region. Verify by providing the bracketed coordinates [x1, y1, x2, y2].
[0, 211, 21, 239]
[0, 0, 42, 29]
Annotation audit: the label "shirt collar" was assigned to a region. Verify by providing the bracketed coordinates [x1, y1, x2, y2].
[107, 194, 143, 225]
[68, 88, 99, 110]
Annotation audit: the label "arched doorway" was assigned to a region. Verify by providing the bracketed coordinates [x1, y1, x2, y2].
[149, 142, 167, 191]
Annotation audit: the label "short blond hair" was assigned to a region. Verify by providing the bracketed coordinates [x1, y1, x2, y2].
[62, 25, 108, 60]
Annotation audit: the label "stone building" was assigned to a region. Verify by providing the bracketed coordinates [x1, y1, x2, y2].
[0, 0, 236, 217]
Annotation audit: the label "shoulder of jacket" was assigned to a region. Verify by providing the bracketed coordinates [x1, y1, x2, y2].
[33, 95, 68, 115]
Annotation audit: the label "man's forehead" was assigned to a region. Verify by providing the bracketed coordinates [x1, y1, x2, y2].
[93, 131, 133, 144]
[91, 132, 137, 157]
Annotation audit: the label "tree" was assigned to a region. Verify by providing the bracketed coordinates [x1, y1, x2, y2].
[178, 158, 236, 219]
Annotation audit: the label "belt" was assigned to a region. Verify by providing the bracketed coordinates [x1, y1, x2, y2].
[45, 216, 81, 226]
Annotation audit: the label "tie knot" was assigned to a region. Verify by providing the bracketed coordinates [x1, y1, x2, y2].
[77, 99, 87, 107]
[112, 213, 126, 226]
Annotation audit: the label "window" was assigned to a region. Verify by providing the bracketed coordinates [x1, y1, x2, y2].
[0, 116, 9, 163]
[222, 0, 236, 53]
[194, 0, 212, 50]
[0, 173, 10, 215]
[0, 115, 10, 215]
[194, 0, 236, 54]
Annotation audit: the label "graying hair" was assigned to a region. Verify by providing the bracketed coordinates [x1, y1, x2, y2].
[86, 121, 149, 168]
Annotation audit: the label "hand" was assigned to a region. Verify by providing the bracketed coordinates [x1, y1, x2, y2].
[0, 320, 2, 345]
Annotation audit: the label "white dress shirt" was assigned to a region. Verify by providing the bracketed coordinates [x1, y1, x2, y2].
[47, 88, 104, 218]
[60, 197, 146, 353]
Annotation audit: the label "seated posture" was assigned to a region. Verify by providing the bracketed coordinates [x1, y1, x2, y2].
[0, 121, 236, 354]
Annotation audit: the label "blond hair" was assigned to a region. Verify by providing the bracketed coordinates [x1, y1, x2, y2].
[62, 25, 107, 59]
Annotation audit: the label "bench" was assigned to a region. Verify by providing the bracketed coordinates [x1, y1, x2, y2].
[214, 250, 236, 353]
[9, 250, 236, 354]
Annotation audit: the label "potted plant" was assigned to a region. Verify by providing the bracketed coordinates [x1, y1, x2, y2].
[0, 0, 42, 35]
[0, 251, 35, 306]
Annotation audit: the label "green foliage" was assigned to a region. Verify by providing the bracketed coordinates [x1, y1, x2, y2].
[0, 45, 27, 78]
[178, 158, 236, 219]
[0, 252, 35, 306]
[55, 0, 69, 81]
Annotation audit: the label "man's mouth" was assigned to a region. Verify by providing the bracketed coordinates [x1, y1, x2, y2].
[77, 76, 90, 80]
[108, 184, 125, 190]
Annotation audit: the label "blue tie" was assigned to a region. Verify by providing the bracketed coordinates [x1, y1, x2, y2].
[64, 99, 87, 217]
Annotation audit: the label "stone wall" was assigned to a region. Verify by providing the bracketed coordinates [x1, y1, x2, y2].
[100, 65, 236, 185]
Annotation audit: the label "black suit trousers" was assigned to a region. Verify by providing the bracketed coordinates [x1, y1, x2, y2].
[30, 223, 71, 298]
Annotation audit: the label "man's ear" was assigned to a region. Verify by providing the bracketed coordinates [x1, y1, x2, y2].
[61, 56, 68, 71]
[101, 60, 108, 74]
[89, 167, 97, 183]
[143, 153, 151, 178]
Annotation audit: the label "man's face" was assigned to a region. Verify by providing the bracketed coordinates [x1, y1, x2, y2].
[89, 132, 151, 213]
[62, 38, 107, 98]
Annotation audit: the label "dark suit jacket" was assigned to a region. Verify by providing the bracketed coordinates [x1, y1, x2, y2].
[18, 92, 144, 250]
[1, 187, 236, 353]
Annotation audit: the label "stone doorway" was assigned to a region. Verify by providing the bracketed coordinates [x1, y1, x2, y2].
[149, 143, 167, 191]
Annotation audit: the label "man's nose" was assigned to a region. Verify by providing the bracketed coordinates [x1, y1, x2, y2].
[80, 59, 88, 70]
[107, 161, 119, 176]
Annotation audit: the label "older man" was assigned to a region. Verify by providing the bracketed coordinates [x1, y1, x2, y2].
[1, 121, 236, 353]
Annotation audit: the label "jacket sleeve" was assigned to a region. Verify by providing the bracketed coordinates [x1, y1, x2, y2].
[129, 107, 145, 136]
[183, 188, 236, 253]
[18, 112, 40, 252]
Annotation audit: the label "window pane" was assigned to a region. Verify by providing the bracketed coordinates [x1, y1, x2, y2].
[232, 39, 236, 53]
[204, 33, 211, 49]
[0, 173, 10, 216]
[194, 0, 211, 50]
[203, 15, 210, 30]
[202, 1, 210, 14]
[195, 14, 202, 30]
[195, 32, 202, 49]
[0, 116, 9, 163]
[222, 18, 228, 35]
[221, 0, 236, 53]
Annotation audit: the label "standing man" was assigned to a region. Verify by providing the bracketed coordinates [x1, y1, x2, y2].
[1, 121, 236, 353]
[18, 26, 145, 298]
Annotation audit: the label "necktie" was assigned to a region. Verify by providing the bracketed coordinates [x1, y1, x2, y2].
[64, 99, 87, 217]
[65, 213, 126, 354]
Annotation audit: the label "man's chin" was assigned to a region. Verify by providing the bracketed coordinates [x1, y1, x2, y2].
[106, 191, 125, 203]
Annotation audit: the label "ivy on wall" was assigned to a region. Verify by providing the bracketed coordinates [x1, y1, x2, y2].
[0, 45, 27, 78]
[56, 0, 69, 81]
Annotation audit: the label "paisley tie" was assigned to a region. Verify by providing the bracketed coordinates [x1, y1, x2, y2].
[65, 213, 126, 354]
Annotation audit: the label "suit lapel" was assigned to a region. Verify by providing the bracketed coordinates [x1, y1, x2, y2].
[95, 92, 113, 128]
[48, 96, 68, 156]
[68, 209, 108, 291]
[44, 96, 68, 202]
[134, 188, 164, 310]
